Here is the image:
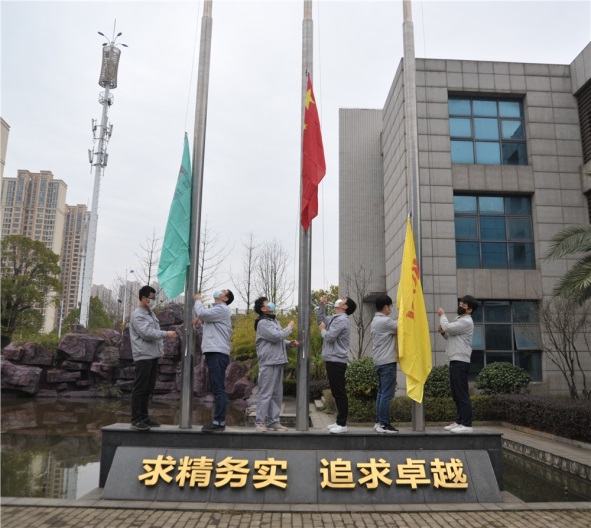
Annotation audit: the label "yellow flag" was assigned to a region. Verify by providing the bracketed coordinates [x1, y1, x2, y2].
[396, 218, 432, 403]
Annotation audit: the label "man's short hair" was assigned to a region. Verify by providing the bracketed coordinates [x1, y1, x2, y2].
[138, 285, 155, 300]
[225, 289, 235, 306]
[375, 294, 393, 312]
[254, 296, 268, 315]
[344, 297, 357, 316]
[460, 295, 478, 313]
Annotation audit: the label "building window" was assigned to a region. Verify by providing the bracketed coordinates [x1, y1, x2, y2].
[454, 194, 535, 269]
[449, 97, 527, 165]
[470, 300, 542, 381]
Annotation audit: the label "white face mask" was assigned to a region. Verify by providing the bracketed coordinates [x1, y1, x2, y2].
[148, 298, 156, 308]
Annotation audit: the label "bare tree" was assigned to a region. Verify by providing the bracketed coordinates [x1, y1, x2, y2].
[134, 230, 161, 287]
[197, 220, 231, 294]
[255, 239, 294, 307]
[232, 233, 258, 312]
[343, 266, 373, 359]
[536, 297, 591, 399]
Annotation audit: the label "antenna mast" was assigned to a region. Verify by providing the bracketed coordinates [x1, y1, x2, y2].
[79, 25, 127, 327]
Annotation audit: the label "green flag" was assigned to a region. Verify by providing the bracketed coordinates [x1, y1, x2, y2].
[158, 134, 192, 300]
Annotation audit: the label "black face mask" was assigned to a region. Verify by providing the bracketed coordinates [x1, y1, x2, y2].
[457, 306, 467, 316]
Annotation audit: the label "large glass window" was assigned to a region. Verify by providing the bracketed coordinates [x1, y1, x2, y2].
[449, 97, 527, 165]
[454, 194, 535, 269]
[470, 300, 542, 381]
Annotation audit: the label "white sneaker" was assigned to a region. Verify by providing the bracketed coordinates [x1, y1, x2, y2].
[254, 423, 267, 432]
[444, 423, 460, 431]
[374, 423, 380, 431]
[329, 425, 348, 434]
[451, 425, 473, 433]
[326, 423, 338, 430]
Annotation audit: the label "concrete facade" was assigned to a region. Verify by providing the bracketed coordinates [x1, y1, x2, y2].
[340, 43, 591, 395]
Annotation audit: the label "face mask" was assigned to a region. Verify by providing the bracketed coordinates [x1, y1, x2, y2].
[457, 306, 467, 316]
[213, 290, 222, 299]
[148, 298, 156, 308]
[267, 302, 276, 312]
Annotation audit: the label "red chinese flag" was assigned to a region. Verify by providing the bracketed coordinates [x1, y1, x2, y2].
[301, 75, 326, 231]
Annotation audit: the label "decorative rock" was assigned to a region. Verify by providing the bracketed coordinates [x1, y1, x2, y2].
[46, 369, 81, 383]
[98, 345, 120, 365]
[20, 343, 55, 366]
[119, 366, 135, 380]
[58, 334, 105, 362]
[119, 326, 133, 361]
[2, 343, 24, 362]
[95, 328, 121, 347]
[227, 378, 254, 400]
[0, 357, 42, 395]
[154, 380, 177, 393]
[61, 361, 89, 371]
[91, 362, 115, 380]
[156, 303, 184, 327]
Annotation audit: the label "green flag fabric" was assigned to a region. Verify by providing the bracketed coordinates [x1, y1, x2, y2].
[158, 134, 192, 300]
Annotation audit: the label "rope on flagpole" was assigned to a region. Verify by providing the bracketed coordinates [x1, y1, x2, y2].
[315, 1, 327, 289]
[184, 0, 203, 133]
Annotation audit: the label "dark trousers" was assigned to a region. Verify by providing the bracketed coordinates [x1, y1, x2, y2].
[205, 352, 230, 425]
[131, 358, 159, 423]
[449, 360, 472, 427]
[325, 361, 348, 426]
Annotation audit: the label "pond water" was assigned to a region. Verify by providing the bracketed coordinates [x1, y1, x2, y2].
[2, 398, 589, 502]
[1, 396, 247, 499]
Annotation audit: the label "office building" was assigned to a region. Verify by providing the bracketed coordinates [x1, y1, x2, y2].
[340, 43, 591, 395]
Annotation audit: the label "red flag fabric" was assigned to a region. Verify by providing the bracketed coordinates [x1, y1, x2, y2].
[301, 74, 326, 231]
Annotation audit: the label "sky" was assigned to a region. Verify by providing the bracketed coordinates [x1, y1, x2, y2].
[2, 0, 590, 309]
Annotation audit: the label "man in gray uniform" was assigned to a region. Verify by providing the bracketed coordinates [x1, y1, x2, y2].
[370, 294, 399, 434]
[253, 296, 298, 432]
[438, 295, 478, 434]
[318, 294, 357, 434]
[129, 285, 176, 431]
[194, 289, 234, 433]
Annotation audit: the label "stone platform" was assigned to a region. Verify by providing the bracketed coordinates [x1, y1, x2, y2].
[100, 420, 503, 504]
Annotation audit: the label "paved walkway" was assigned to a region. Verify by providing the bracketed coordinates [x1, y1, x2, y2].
[2, 505, 591, 528]
[2, 401, 590, 527]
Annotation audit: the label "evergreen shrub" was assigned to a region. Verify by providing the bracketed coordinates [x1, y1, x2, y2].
[424, 365, 451, 398]
[493, 394, 591, 443]
[345, 357, 377, 400]
[475, 362, 531, 394]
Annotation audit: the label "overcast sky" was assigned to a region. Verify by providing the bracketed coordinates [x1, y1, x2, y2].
[2, 0, 590, 309]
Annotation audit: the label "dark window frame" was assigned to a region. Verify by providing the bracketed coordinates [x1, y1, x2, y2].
[449, 96, 527, 165]
[469, 299, 542, 381]
[454, 194, 536, 270]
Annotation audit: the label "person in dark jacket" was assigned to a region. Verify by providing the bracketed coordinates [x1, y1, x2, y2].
[253, 297, 298, 432]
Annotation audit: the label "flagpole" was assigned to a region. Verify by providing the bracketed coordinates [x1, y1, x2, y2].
[403, 0, 425, 432]
[180, 0, 213, 429]
[296, 0, 314, 431]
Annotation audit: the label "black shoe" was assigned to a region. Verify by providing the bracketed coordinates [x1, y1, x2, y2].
[144, 418, 161, 427]
[201, 422, 225, 433]
[131, 420, 150, 432]
[376, 422, 399, 434]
